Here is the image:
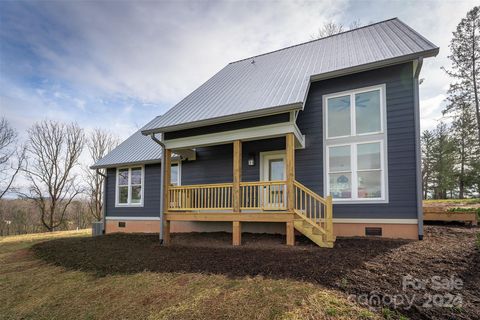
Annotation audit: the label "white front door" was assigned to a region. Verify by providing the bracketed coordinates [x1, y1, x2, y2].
[260, 151, 286, 209]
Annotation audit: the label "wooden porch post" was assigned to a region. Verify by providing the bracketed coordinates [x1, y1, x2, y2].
[286, 221, 295, 246]
[286, 133, 295, 211]
[286, 133, 295, 246]
[325, 195, 334, 243]
[232, 221, 241, 246]
[233, 140, 242, 213]
[232, 140, 242, 245]
[163, 149, 172, 244]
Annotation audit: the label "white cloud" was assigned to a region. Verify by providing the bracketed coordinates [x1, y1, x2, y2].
[3, 1, 347, 107]
[420, 94, 448, 131]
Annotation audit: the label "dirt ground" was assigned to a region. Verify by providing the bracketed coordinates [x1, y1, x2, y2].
[33, 225, 479, 320]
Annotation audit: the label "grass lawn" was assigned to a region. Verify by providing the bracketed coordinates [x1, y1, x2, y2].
[0, 230, 377, 320]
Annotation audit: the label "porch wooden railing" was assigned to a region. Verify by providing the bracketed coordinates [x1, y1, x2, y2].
[293, 180, 334, 242]
[240, 181, 286, 210]
[168, 182, 233, 211]
[168, 180, 287, 211]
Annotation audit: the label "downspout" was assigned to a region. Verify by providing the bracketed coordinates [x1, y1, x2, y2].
[150, 133, 166, 244]
[413, 58, 424, 240]
[96, 169, 107, 234]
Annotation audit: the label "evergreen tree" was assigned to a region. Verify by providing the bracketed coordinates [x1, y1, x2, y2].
[421, 130, 435, 199]
[449, 94, 478, 198]
[430, 123, 456, 199]
[443, 6, 480, 144]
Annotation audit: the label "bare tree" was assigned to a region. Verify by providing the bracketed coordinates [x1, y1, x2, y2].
[0, 117, 25, 199]
[85, 128, 118, 221]
[311, 22, 344, 39]
[22, 120, 85, 231]
[349, 19, 363, 30]
[311, 20, 364, 40]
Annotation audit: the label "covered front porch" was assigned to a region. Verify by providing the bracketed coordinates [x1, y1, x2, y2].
[160, 131, 334, 248]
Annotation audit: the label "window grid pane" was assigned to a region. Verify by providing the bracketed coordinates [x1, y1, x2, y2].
[329, 173, 352, 199]
[357, 142, 381, 170]
[118, 169, 129, 186]
[119, 186, 128, 203]
[131, 185, 142, 203]
[327, 95, 351, 138]
[355, 90, 381, 134]
[328, 145, 351, 173]
[357, 170, 382, 198]
[131, 168, 142, 185]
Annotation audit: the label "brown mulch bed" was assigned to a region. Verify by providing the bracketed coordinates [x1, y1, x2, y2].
[32, 226, 479, 320]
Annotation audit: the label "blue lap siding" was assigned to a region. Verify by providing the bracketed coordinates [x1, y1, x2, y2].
[106, 164, 161, 218]
[295, 62, 417, 219]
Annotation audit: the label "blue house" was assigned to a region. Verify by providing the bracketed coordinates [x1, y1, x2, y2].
[92, 18, 438, 247]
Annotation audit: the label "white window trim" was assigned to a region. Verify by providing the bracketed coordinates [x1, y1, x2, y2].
[323, 84, 389, 204]
[171, 161, 182, 186]
[115, 165, 145, 207]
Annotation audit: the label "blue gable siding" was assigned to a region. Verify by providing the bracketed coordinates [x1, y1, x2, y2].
[296, 62, 417, 219]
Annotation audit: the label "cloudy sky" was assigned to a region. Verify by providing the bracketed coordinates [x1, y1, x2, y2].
[0, 0, 477, 142]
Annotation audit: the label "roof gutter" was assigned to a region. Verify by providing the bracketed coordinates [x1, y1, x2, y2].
[413, 57, 424, 240]
[149, 133, 166, 244]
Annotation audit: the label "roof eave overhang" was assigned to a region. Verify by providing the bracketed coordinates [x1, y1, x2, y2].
[90, 159, 162, 170]
[89, 153, 183, 170]
[141, 102, 303, 136]
[309, 48, 439, 84]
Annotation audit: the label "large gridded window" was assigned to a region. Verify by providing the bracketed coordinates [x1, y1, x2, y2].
[116, 167, 144, 206]
[324, 85, 388, 202]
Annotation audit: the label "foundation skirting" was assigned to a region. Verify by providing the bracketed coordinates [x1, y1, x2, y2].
[105, 219, 418, 240]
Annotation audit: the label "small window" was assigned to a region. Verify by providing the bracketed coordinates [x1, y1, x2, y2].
[116, 166, 144, 206]
[170, 163, 181, 186]
[118, 221, 126, 228]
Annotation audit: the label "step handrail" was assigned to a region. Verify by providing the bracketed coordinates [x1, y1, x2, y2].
[293, 180, 334, 243]
[293, 181, 328, 205]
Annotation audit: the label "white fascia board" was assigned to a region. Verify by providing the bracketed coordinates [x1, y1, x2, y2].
[163, 122, 305, 150]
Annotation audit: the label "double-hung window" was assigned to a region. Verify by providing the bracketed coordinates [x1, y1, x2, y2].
[324, 85, 388, 203]
[116, 166, 144, 206]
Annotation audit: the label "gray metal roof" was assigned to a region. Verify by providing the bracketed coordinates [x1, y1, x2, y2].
[95, 18, 438, 168]
[142, 18, 438, 134]
[91, 130, 162, 169]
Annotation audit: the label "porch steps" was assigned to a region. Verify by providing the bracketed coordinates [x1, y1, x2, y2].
[293, 218, 334, 248]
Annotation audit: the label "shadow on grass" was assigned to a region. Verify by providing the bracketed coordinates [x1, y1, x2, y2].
[31, 232, 409, 287]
